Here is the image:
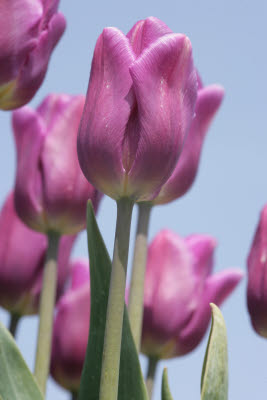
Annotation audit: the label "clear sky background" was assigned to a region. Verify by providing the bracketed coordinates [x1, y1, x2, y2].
[1, 1, 267, 399]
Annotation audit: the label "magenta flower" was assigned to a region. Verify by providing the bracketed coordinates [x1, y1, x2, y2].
[153, 74, 224, 204]
[141, 230, 243, 358]
[0, 192, 75, 316]
[78, 17, 197, 201]
[51, 259, 90, 393]
[0, 0, 66, 110]
[247, 204, 267, 337]
[13, 94, 102, 235]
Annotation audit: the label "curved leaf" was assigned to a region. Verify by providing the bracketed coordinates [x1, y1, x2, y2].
[161, 368, 174, 400]
[0, 322, 44, 400]
[201, 303, 228, 400]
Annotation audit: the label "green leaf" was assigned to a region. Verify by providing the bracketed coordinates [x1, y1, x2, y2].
[201, 303, 228, 400]
[161, 368, 174, 400]
[78, 201, 148, 400]
[0, 322, 44, 400]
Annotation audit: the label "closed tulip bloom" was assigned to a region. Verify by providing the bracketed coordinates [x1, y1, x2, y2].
[247, 204, 267, 337]
[0, 0, 66, 110]
[13, 94, 102, 235]
[51, 259, 90, 394]
[153, 75, 224, 205]
[0, 192, 75, 316]
[78, 17, 197, 201]
[142, 230, 243, 358]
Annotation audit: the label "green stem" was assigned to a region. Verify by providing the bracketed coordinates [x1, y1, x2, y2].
[8, 313, 20, 338]
[128, 203, 152, 351]
[34, 232, 60, 395]
[99, 198, 133, 400]
[146, 356, 158, 399]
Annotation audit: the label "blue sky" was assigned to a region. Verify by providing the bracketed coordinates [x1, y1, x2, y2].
[1, 1, 267, 399]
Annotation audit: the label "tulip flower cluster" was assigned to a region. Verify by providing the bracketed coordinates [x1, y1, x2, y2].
[48, 231, 242, 397]
[0, 6, 259, 400]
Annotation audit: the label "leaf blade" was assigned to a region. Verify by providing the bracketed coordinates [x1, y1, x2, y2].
[161, 368, 174, 400]
[201, 303, 228, 400]
[0, 322, 44, 400]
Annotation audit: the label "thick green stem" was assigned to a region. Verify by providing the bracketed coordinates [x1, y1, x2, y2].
[99, 198, 133, 400]
[128, 203, 152, 351]
[146, 356, 158, 399]
[34, 232, 60, 395]
[8, 313, 20, 338]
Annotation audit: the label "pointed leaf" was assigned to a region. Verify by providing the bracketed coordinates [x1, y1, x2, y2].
[201, 303, 228, 400]
[78, 201, 148, 400]
[0, 322, 44, 400]
[161, 368, 174, 400]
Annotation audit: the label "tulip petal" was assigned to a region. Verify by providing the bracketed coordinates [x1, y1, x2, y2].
[13, 12, 66, 107]
[154, 85, 224, 204]
[51, 284, 90, 391]
[13, 106, 46, 231]
[39, 95, 91, 233]
[185, 234, 217, 279]
[70, 259, 90, 290]
[247, 205, 267, 336]
[128, 34, 197, 201]
[0, 0, 42, 85]
[127, 17, 172, 56]
[78, 27, 136, 199]
[178, 269, 243, 355]
[0, 193, 46, 312]
[143, 230, 197, 343]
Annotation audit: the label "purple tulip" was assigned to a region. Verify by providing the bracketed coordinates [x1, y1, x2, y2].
[153, 74, 224, 204]
[51, 259, 90, 393]
[78, 17, 197, 201]
[0, 0, 66, 110]
[0, 192, 76, 316]
[141, 230, 243, 358]
[247, 204, 267, 337]
[13, 94, 102, 235]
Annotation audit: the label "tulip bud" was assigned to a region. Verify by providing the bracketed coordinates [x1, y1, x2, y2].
[247, 204, 267, 337]
[0, 0, 66, 110]
[13, 94, 102, 235]
[153, 75, 224, 205]
[0, 192, 76, 316]
[141, 230, 243, 358]
[51, 259, 90, 394]
[78, 17, 197, 202]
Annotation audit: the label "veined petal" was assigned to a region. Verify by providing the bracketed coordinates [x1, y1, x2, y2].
[0, 0, 42, 85]
[153, 85, 224, 204]
[40, 95, 89, 233]
[128, 33, 197, 201]
[127, 16, 172, 56]
[12, 12, 66, 107]
[13, 106, 46, 231]
[78, 27, 136, 199]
